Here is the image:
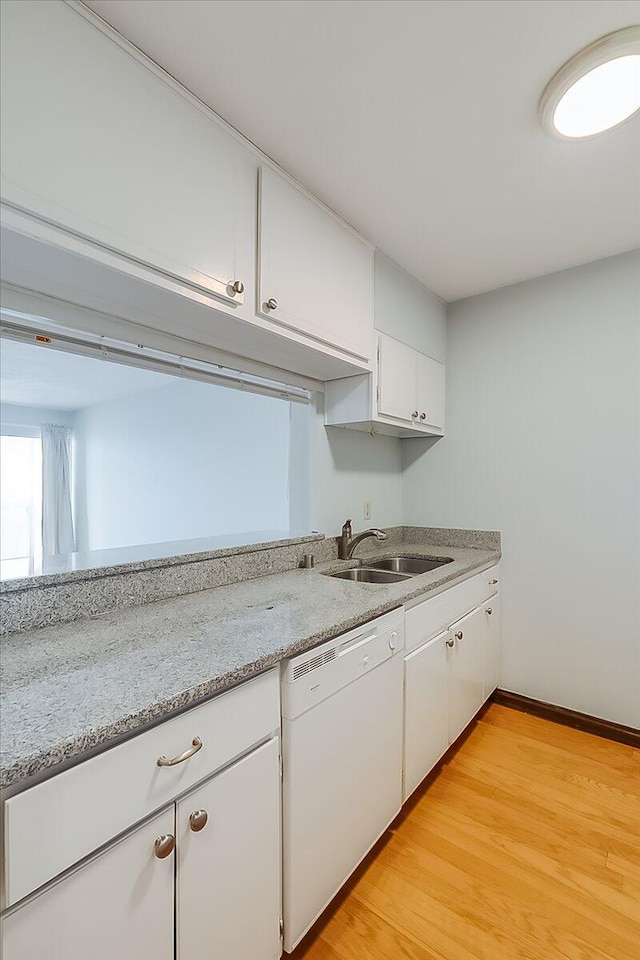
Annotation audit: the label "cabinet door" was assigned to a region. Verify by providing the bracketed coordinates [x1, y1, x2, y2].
[483, 592, 502, 699]
[404, 631, 450, 801]
[448, 606, 485, 743]
[258, 167, 373, 361]
[1, 807, 174, 960]
[1, 1, 244, 306]
[177, 738, 281, 960]
[416, 353, 446, 431]
[378, 334, 417, 422]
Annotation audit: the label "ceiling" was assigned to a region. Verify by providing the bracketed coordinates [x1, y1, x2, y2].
[0, 338, 167, 411]
[85, 0, 640, 302]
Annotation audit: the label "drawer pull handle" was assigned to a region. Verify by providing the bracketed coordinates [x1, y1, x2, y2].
[455, 631, 464, 641]
[189, 809, 209, 832]
[446, 637, 455, 648]
[157, 736, 202, 767]
[154, 834, 176, 859]
[489, 579, 498, 585]
[486, 607, 493, 615]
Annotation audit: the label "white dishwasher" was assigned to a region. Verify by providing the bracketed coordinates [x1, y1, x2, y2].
[281, 608, 405, 952]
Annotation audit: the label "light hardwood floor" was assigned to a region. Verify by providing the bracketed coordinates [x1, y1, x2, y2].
[288, 703, 640, 960]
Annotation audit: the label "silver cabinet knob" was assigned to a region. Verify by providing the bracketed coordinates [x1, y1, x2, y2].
[411, 410, 419, 419]
[489, 579, 498, 585]
[486, 607, 493, 615]
[189, 809, 209, 833]
[389, 630, 398, 651]
[455, 631, 464, 641]
[420, 412, 427, 421]
[154, 834, 176, 859]
[231, 280, 244, 294]
[265, 298, 278, 310]
[446, 637, 455, 648]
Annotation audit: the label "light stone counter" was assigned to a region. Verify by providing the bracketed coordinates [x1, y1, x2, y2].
[1, 536, 500, 792]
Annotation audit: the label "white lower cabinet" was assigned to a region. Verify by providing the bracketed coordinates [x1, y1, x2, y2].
[2, 740, 282, 960]
[483, 592, 502, 698]
[403, 565, 500, 800]
[1, 807, 175, 960]
[1, 670, 282, 960]
[403, 631, 450, 801]
[177, 738, 281, 960]
[447, 606, 485, 743]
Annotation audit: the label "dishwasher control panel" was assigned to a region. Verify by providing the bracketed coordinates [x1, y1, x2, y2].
[281, 608, 405, 720]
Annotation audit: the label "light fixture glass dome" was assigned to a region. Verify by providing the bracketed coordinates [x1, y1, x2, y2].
[539, 27, 640, 140]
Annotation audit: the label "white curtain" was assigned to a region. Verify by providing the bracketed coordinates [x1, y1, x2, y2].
[42, 424, 76, 556]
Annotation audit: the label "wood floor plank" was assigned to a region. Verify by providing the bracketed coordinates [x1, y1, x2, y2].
[287, 704, 640, 960]
[471, 716, 640, 803]
[289, 896, 445, 960]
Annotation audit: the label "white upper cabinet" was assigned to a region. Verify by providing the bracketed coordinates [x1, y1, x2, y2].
[377, 335, 418, 421]
[325, 252, 446, 436]
[378, 334, 445, 431]
[326, 332, 445, 437]
[258, 167, 374, 363]
[0, 0, 246, 308]
[416, 351, 446, 431]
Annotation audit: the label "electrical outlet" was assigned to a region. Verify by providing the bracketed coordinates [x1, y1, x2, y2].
[364, 501, 372, 522]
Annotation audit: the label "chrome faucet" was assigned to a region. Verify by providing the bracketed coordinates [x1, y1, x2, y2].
[338, 519, 388, 560]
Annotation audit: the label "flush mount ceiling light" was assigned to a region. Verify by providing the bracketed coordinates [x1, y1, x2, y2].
[539, 26, 640, 139]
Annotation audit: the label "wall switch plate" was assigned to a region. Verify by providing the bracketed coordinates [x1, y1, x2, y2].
[364, 501, 372, 522]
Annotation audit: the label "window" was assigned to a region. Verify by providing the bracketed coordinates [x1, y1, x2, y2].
[0, 433, 43, 578]
[1, 319, 313, 579]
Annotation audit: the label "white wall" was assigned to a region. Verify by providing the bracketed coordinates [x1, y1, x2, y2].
[314, 396, 403, 536]
[0, 403, 74, 431]
[74, 379, 291, 550]
[403, 250, 640, 727]
[374, 252, 447, 360]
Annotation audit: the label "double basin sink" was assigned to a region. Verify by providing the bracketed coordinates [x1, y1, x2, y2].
[328, 555, 453, 584]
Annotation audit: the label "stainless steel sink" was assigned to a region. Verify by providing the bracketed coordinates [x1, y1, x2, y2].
[329, 568, 411, 584]
[367, 556, 454, 574]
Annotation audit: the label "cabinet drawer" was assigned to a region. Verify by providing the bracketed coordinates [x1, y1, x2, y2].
[405, 565, 499, 654]
[3, 668, 279, 908]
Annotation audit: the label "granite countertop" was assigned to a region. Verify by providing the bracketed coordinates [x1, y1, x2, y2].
[0, 541, 500, 792]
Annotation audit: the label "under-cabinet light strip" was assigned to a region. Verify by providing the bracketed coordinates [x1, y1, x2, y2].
[0, 314, 312, 405]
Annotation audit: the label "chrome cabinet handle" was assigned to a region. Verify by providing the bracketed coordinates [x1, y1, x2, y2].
[231, 280, 244, 294]
[420, 412, 427, 421]
[265, 297, 278, 310]
[455, 631, 464, 641]
[157, 736, 202, 767]
[154, 835, 176, 859]
[411, 410, 419, 419]
[189, 809, 209, 833]
[486, 607, 493, 615]
[489, 579, 498, 585]
[446, 637, 455, 648]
